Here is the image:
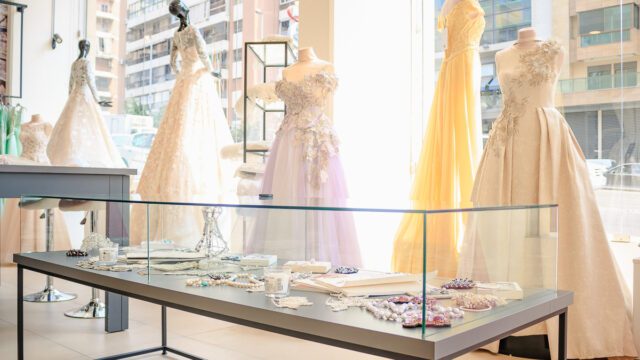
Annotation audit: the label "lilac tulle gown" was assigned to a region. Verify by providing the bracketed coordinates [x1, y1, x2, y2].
[246, 71, 361, 266]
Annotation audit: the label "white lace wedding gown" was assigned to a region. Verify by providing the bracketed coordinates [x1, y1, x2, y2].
[133, 25, 233, 246]
[47, 58, 124, 167]
[1, 123, 69, 264]
[458, 40, 637, 358]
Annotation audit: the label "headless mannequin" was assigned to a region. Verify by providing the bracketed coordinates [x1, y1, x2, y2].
[169, 0, 190, 32]
[22, 114, 52, 137]
[496, 27, 564, 74]
[77, 40, 112, 108]
[282, 47, 335, 82]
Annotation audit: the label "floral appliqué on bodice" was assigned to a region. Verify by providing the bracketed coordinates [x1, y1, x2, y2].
[487, 40, 562, 155]
[69, 58, 100, 103]
[20, 124, 50, 164]
[171, 25, 213, 74]
[275, 72, 339, 189]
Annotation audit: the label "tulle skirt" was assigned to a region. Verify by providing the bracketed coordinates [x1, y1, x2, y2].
[245, 126, 361, 266]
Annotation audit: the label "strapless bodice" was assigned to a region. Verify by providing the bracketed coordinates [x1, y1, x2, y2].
[20, 124, 50, 164]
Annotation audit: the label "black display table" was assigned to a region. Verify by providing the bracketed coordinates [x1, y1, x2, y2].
[14, 251, 572, 360]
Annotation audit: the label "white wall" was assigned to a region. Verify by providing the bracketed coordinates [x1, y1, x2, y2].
[10, 0, 86, 123]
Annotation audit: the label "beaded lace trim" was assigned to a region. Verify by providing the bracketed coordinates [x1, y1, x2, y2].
[171, 25, 213, 73]
[487, 40, 561, 154]
[275, 71, 340, 189]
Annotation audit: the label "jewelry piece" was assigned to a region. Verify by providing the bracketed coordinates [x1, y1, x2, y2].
[387, 295, 424, 305]
[80, 233, 114, 252]
[66, 249, 88, 257]
[186, 273, 264, 289]
[325, 294, 370, 312]
[452, 292, 505, 310]
[272, 296, 313, 310]
[335, 266, 359, 274]
[442, 278, 475, 290]
[223, 273, 264, 289]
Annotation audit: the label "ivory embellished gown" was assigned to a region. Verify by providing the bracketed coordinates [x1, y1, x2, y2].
[47, 58, 124, 168]
[392, 0, 484, 276]
[134, 25, 233, 246]
[458, 40, 637, 358]
[246, 71, 361, 266]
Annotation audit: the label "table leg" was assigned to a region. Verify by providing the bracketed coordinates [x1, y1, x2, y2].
[17, 265, 24, 360]
[558, 309, 568, 360]
[161, 306, 167, 355]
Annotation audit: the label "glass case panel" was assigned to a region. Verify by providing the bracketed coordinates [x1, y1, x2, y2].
[18, 196, 557, 336]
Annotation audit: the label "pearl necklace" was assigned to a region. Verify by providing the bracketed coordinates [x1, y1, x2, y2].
[185, 273, 264, 289]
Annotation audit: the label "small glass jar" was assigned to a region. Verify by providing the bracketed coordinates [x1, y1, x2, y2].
[264, 266, 291, 298]
[98, 244, 119, 265]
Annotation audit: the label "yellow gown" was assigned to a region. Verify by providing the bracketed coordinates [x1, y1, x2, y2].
[392, 0, 484, 276]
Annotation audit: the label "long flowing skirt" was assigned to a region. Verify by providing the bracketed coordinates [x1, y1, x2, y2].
[392, 49, 482, 277]
[459, 107, 637, 359]
[132, 68, 233, 247]
[245, 126, 361, 266]
[47, 86, 124, 168]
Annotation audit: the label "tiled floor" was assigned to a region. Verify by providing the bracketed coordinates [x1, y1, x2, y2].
[0, 265, 523, 360]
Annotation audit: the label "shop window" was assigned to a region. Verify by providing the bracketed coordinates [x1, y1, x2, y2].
[579, 4, 638, 47]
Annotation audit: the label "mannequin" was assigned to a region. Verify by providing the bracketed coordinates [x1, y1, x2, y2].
[1, 113, 70, 265]
[458, 28, 637, 358]
[281, 47, 334, 81]
[76, 40, 111, 108]
[495, 27, 563, 80]
[47, 39, 125, 168]
[131, 0, 233, 247]
[169, 0, 190, 31]
[23, 114, 52, 136]
[246, 46, 361, 265]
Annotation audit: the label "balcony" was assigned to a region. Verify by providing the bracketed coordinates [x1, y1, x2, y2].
[558, 72, 640, 107]
[96, 11, 118, 21]
[559, 72, 639, 93]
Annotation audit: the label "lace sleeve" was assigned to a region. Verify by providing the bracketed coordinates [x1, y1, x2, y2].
[194, 28, 213, 72]
[85, 60, 101, 103]
[170, 37, 180, 74]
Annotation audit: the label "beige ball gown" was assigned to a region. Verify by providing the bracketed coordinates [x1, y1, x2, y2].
[458, 40, 637, 359]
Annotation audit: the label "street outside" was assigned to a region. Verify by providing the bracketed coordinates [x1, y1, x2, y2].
[595, 188, 640, 290]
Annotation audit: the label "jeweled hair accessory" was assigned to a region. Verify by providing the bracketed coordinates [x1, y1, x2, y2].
[441, 278, 475, 290]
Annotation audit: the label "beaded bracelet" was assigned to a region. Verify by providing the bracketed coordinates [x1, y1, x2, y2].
[335, 266, 359, 274]
[66, 249, 88, 257]
[441, 278, 475, 290]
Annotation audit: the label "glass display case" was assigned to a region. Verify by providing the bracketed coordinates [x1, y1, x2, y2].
[18, 195, 558, 338]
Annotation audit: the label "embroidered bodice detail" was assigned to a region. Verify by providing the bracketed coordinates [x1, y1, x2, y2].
[487, 40, 562, 154]
[20, 124, 50, 164]
[171, 25, 213, 74]
[438, 0, 485, 61]
[515, 40, 562, 87]
[69, 58, 100, 103]
[275, 71, 339, 188]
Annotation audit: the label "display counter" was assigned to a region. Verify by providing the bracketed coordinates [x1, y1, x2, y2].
[14, 196, 569, 359]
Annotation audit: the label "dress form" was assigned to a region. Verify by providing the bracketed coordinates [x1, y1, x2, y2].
[23, 114, 52, 136]
[282, 47, 334, 81]
[497, 27, 563, 73]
